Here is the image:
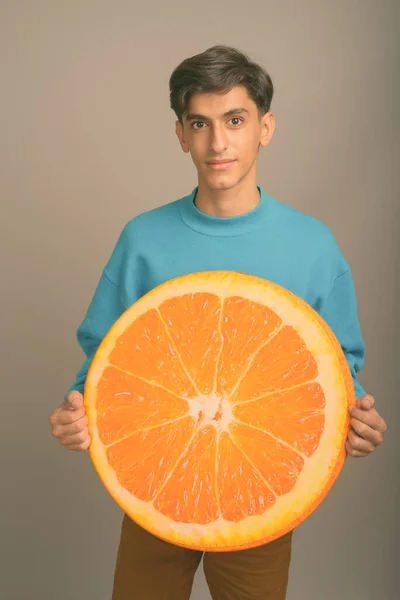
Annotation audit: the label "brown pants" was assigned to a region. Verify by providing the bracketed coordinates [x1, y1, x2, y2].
[112, 514, 293, 600]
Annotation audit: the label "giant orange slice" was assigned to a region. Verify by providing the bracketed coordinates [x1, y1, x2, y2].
[84, 271, 355, 551]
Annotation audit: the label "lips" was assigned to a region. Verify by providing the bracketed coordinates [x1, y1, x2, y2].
[206, 159, 236, 171]
[207, 160, 235, 165]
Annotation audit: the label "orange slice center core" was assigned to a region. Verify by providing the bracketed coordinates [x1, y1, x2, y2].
[190, 395, 234, 431]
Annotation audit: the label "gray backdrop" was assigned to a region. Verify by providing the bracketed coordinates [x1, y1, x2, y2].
[1, 1, 399, 599]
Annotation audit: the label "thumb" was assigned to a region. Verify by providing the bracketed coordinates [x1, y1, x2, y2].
[357, 394, 375, 410]
[65, 390, 84, 410]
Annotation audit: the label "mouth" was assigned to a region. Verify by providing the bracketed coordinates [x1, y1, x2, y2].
[206, 159, 236, 171]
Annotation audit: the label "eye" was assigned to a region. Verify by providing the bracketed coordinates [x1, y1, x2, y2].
[191, 117, 244, 130]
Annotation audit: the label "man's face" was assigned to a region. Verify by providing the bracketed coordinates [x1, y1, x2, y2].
[175, 85, 275, 191]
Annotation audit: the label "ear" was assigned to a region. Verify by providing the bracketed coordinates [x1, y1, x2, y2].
[259, 112, 276, 148]
[175, 120, 190, 153]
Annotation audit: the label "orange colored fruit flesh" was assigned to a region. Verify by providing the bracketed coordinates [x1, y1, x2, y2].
[84, 271, 355, 551]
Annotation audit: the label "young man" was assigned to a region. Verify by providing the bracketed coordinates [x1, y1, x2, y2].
[49, 45, 387, 599]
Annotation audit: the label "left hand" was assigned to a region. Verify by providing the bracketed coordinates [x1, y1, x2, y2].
[346, 394, 387, 458]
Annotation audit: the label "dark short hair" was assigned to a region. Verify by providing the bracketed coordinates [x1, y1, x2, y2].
[169, 44, 274, 125]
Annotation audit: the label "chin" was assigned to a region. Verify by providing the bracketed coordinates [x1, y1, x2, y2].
[202, 171, 238, 186]
[212, 183, 240, 193]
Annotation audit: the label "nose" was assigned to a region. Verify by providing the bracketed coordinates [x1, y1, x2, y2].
[208, 125, 228, 154]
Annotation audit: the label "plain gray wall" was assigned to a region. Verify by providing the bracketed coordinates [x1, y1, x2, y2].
[1, 1, 399, 599]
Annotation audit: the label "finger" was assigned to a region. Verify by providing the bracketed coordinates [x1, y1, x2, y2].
[52, 415, 89, 439]
[347, 429, 375, 454]
[61, 427, 90, 448]
[55, 405, 86, 425]
[357, 394, 375, 410]
[346, 440, 369, 458]
[350, 417, 384, 446]
[348, 406, 386, 432]
[64, 391, 84, 411]
[62, 415, 89, 436]
[67, 435, 92, 452]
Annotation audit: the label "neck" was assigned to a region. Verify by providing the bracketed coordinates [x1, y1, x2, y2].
[194, 174, 260, 217]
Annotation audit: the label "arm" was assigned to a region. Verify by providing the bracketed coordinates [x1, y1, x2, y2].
[51, 227, 129, 452]
[64, 269, 126, 398]
[318, 260, 387, 458]
[319, 268, 366, 399]
[50, 271, 125, 452]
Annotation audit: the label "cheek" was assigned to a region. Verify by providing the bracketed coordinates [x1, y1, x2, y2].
[237, 131, 260, 154]
[189, 144, 206, 162]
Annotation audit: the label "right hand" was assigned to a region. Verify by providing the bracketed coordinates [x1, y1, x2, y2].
[49, 390, 91, 451]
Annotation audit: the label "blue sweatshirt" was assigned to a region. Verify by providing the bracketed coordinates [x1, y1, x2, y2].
[66, 184, 366, 399]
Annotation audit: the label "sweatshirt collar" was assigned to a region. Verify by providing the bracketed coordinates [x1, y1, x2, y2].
[179, 184, 270, 237]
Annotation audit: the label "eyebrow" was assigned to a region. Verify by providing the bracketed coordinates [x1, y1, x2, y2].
[184, 107, 249, 122]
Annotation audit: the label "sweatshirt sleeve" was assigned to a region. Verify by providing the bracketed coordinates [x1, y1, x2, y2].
[319, 268, 367, 399]
[64, 265, 128, 401]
